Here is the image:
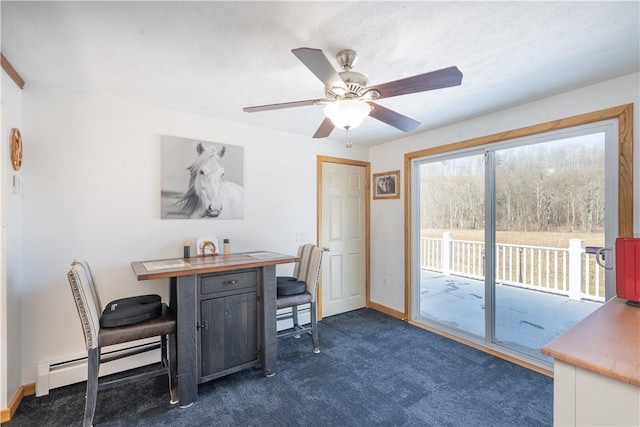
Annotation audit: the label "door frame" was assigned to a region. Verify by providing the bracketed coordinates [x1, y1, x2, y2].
[317, 156, 371, 319]
[403, 104, 634, 373]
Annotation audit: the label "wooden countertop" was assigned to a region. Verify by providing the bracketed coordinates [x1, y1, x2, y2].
[132, 251, 298, 281]
[542, 297, 640, 386]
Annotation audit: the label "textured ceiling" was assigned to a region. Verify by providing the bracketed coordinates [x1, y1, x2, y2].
[1, 1, 639, 147]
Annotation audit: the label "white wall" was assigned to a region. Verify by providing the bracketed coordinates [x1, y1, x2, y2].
[369, 72, 640, 313]
[1, 68, 23, 408]
[18, 84, 367, 384]
[9, 71, 640, 391]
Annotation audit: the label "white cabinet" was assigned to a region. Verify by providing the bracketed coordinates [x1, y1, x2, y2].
[543, 298, 640, 427]
[553, 360, 640, 426]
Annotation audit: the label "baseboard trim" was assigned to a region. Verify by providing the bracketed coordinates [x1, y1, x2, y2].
[368, 301, 405, 320]
[1, 383, 35, 423]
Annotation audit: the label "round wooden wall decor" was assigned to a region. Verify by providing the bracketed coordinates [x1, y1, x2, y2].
[10, 128, 22, 171]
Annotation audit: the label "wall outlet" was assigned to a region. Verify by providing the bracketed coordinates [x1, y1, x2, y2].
[383, 276, 388, 286]
[296, 232, 304, 242]
[12, 175, 20, 193]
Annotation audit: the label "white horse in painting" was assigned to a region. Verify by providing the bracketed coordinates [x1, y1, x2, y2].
[177, 143, 243, 218]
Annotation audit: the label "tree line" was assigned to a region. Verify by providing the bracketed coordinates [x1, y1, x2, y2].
[420, 137, 605, 233]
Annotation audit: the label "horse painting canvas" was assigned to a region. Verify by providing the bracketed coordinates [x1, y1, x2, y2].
[161, 136, 244, 219]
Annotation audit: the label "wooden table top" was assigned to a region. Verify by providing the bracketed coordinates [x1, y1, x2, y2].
[541, 297, 640, 386]
[131, 251, 298, 281]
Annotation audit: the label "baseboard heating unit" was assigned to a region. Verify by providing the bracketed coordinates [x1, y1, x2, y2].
[36, 341, 160, 396]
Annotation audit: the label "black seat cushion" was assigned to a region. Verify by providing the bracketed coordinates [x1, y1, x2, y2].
[276, 292, 312, 310]
[100, 294, 162, 328]
[277, 280, 307, 296]
[99, 303, 176, 347]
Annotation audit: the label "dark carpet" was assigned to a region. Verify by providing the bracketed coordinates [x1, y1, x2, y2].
[4, 308, 552, 426]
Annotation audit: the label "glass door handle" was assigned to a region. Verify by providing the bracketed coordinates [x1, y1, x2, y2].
[595, 247, 613, 270]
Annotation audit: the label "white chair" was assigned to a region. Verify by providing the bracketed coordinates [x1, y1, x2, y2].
[276, 244, 325, 353]
[67, 260, 177, 427]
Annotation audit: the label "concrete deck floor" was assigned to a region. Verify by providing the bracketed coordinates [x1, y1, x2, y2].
[419, 269, 602, 363]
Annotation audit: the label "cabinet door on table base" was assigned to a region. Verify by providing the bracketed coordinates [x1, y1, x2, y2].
[200, 292, 258, 379]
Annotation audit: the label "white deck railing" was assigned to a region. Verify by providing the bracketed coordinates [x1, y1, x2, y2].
[420, 233, 605, 302]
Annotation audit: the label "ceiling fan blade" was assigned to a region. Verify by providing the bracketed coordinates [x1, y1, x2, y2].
[243, 99, 326, 113]
[313, 117, 335, 138]
[367, 102, 420, 132]
[369, 66, 463, 99]
[292, 48, 346, 91]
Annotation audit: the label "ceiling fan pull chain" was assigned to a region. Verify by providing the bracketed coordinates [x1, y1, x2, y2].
[345, 127, 353, 148]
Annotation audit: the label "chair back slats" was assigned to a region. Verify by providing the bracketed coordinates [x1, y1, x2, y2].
[304, 246, 323, 302]
[291, 244, 306, 278]
[294, 243, 315, 281]
[67, 260, 101, 350]
[288, 244, 325, 303]
[77, 259, 102, 309]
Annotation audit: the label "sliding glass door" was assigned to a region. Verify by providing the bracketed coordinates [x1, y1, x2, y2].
[492, 132, 609, 361]
[418, 153, 485, 338]
[413, 121, 617, 366]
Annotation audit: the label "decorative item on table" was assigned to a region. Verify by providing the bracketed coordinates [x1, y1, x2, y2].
[223, 239, 230, 255]
[183, 240, 191, 258]
[197, 236, 219, 256]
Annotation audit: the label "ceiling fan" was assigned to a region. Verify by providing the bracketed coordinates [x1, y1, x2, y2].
[243, 47, 463, 140]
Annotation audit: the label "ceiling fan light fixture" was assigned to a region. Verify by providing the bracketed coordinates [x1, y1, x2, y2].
[324, 100, 371, 130]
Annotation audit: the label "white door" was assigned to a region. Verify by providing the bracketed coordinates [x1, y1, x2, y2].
[320, 161, 367, 317]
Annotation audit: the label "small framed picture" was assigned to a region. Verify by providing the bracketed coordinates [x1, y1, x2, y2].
[197, 236, 219, 256]
[373, 170, 400, 199]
